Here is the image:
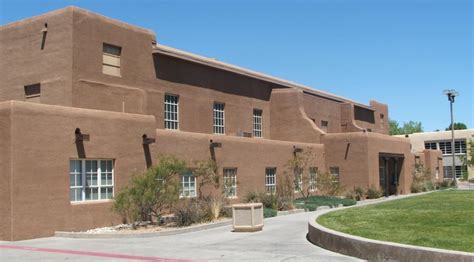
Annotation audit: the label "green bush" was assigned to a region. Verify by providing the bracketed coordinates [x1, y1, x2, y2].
[263, 208, 277, 218]
[244, 191, 277, 209]
[366, 187, 383, 199]
[113, 155, 186, 223]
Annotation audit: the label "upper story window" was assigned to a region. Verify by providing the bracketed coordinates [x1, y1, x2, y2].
[253, 109, 263, 138]
[380, 114, 385, 128]
[164, 94, 179, 130]
[102, 43, 122, 77]
[330, 167, 340, 181]
[69, 159, 114, 202]
[424, 142, 437, 150]
[24, 83, 41, 102]
[265, 168, 276, 194]
[454, 140, 466, 154]
[439, 141, 452, 155]
[213, 102, 225, 134]
[180, 170, 196, 198]
[321, 120, 329, 131]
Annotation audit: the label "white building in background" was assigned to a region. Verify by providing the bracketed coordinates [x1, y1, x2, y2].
[397, 129, 473, 179]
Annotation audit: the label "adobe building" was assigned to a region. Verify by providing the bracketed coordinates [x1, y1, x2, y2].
[398, 129, 474, 180]
[0, 7, 440, 240]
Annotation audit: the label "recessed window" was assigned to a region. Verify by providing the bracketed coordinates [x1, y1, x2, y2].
[164, 94, 179, 130]
[102, 43, 122, 77]
[424, 142, 437, 150]
[69, 159, 114, 202]
[294, 167, 303, 193]
[265, 168, 276, 194]
[309, 167, 318, 192]
[223, 168, 237, 198]
[454, 140, 466, 154]
[213, 102, 225, 134]
[330, 167, 340, 181]
[439, 141, 452, 155]
[321, 120, 328, 131]
[380, 114, 385, 128]
[180, 170, 196, 198]
[24, 83, 41, 100]
[253, 109, 263, 138]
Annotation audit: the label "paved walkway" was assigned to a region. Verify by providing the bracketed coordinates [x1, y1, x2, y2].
[0, 211, 360, 261]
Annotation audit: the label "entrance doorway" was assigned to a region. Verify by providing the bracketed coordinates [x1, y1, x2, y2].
[379, 153, 404, 196]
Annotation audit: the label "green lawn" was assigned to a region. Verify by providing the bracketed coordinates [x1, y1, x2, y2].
[317, 190, 474, 252]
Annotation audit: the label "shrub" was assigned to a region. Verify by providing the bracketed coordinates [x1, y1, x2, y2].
[244, 191, 277, 210]
[113, 155, 186, 223]
[411, 165, 433, 193]
[294, 195, 356, 210]
[316, 172, 344, 196]
[263, 208, 277, 218]
[173, 198, 213, 227]
[366, 187, 383, 199]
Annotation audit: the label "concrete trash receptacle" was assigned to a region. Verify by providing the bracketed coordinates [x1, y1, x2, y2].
[232, 203, 264, 232]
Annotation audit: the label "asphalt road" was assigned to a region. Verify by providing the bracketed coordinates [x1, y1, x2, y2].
[0, 211, 360, 261]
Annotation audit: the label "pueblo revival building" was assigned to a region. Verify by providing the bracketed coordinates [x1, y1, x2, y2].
[0, 7, 441, 240]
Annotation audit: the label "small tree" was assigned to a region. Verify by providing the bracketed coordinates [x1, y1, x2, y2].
[113, 155, 186, 224]
[192, 159, 219, 199]
[287, 150, 317, 198]
[459, 139, 473, 180]
[315, 172, 344, 196]
[445, 122, 468, 131]
[389, 119, 423, 135]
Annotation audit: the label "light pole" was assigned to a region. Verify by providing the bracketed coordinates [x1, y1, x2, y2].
[443, 89, 458, 183]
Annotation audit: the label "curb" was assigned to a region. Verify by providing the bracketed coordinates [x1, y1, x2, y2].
[55, 219, 233, 239]
[307, 192, 474, 262]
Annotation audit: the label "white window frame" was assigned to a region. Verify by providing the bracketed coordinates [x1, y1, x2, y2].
[223, 168, 237, 198]
[309, 167, 318, 192]
[454, 140, 466, 154]
[213, 102, 225, 134]
[253, 109, 263, 138]
[69, 159, 114, 202]
[330, 167, 340, 181]
[180, 171, 197, 198]
[265, 168, 276, 194]
[294, 168, 303, 193]
[424, 142, 437, 150]
[439, 141, 452, 155]
[164, 94, 179, 130]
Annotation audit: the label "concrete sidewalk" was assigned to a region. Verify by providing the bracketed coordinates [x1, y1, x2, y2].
[0, 211, 360, 261]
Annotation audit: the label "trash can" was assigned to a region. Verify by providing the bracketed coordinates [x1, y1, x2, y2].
[232, 203, 264, 232]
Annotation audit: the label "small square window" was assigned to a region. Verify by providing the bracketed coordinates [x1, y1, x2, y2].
[321, 120, 328, 127]
[24, 83, 41, 98]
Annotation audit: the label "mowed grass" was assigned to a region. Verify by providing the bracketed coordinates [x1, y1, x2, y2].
[317, 190, 474, 252]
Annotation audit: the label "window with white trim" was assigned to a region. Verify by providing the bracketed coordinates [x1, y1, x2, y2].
[180, 170, 196, 198]
[213, 102, 225, 134]
[309, 167, 318, 192]
[102, 43, 121, 77]
[69, 159, 114, 202]
[294, 168, 303, 193]
[164, 94, 179, 130]
[253, 109, 262, 138]
[223, 168, 237, 198]
[439, 141, 452, 155]
[330, 167, 340, 181]
[424, 142, 437, 150]
[455, 140, 466, 154]
[265, 168, 276, 194]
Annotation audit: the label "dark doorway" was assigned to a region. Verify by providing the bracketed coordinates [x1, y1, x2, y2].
[379, 153, 404, 196]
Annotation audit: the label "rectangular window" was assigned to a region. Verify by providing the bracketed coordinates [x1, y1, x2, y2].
[443, 166, 453, 179]
[253, 109, 263, 138]
[321, 120, 329, 128]
[213, 102, 225, 134]
[180, 170, 196, 198]
[69, 159, 114, 202]
[164, 94, 179, 130]
[102, 43, 121, 77]
[439, 141, 452, 155]
[24, 83, 41, 100]
[265, 168, 276, 194]
[223, 168, 237, 198]
[330, 167, 340, 181]
[454, 140, 466, 154]
[424, 142, 437, 150]
[294, 168, 303, 193]
[309, 167, 318, 192]
[380, 114, 385, 128]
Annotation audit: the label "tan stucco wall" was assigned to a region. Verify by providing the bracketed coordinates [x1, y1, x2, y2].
[0, 102, 13, 240]
[0, 101, 156, 240]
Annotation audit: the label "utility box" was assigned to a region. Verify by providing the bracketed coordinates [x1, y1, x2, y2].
[232, 203, 264, 232]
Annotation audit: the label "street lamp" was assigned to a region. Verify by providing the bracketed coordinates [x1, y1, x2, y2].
[443, 89, 458, 183]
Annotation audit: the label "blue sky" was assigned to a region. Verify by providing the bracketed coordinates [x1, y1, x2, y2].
[1, 0, 472, 131]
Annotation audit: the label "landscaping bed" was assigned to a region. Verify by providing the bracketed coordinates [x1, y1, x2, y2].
[317, 190, 474, 252]
[294, 196, 356, 211]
